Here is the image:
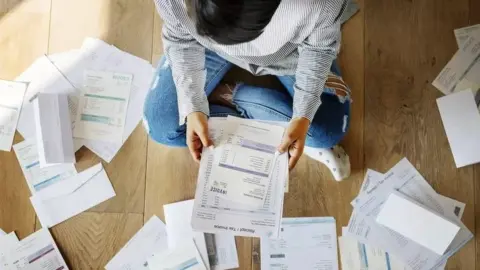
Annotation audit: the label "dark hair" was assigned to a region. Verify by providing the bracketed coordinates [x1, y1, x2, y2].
[191, 0, 281, 45]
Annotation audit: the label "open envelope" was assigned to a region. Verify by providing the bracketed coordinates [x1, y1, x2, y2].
[30, 163, 116, 228]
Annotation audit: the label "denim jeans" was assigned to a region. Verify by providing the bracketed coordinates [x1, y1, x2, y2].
[143, 50, 351, 148]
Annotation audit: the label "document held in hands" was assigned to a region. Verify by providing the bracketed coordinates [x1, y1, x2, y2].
[33, 93, 76, 166]
[0, 80, 27, 151]
[376, 191, 460, 255]
[209, 116, 284, 206]
[31, 163, 116, 228]
[74, 70, 132, 143]
[13, 139, 77, 194]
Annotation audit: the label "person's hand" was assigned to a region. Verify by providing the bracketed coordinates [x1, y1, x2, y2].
[186, 112, 212, 162]
[278, 117, 310, 170]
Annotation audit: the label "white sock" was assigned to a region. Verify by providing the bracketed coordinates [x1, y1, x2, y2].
[303, 145, 351, 181]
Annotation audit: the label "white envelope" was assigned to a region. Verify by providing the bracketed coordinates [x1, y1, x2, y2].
[30, 163, 115, 228]
[33, 93, 75, 167]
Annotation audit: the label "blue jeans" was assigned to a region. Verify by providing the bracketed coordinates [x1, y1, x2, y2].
[143, 51, 351, 148]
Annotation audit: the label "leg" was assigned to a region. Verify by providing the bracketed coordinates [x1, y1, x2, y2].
[143, 50, 238, 146]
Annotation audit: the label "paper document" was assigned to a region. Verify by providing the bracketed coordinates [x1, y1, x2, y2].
[0, 229, 4, 236]
[33, 93, 75, 166]
[1, 232, 19, 269]
[105, 216, 168, 270]
[376, 191, 460, 255]
[205, 234, 239, 270]
[261, 217, 338, 270]
[432, 35, 480, 95]
[192, 118, 287, 238]
[0, 80, 27, 151]
[31, 163, 116, 228]
[7, 229, 68, 270]
[74, 70, 132, 143]
[164, 200, 210, 270]
[454, 24, 480, 47]
[13, 139, 77, 194]
[148, 239, 207, 270]
[352, 158, 473, 270]
[437, 89, 480, 167]
[209, 116, 284, 206]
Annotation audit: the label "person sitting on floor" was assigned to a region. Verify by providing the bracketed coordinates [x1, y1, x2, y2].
[143, 0, 352, 180]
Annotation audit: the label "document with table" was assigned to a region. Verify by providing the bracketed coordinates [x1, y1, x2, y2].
[191, 118, 288, 238]
[0, 80, 27, 152]
[13, 139, 77, 194]
[261, 217, 339, 270]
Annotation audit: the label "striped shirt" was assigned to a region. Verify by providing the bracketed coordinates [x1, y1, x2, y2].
[154, 0, 347, 125]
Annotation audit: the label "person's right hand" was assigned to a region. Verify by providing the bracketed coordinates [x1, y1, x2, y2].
[186, 112, 212, 162]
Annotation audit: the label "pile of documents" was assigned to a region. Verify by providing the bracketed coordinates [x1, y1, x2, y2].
[191, 116, 289, 238]
[106, 204, 239, 270]
[0, 228, 69, 269]
[432, 24, 480, 168]
[339, 158, 473, 270]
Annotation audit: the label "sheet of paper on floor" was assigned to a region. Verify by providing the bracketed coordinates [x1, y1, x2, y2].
[350, 158, 473, 270]
[105, 216, 168, 270]
[13, 139, 77, 194]
[30, 163, 115, 228]
[0, 80, 27, 152]
[0, 232, 19, 269]
[192, 118, 287, 238]
[0, 229, 4, 236]
[209, 116, 284, 206]
[261, 217, 338, 270]
[49, 38, 154, 162]
[164, 200, 211, 270]
[6, 229, 68, 270]
[454, 24, 480, 47]
[432, 35, 480, 95]
[437, 89, 480, 167]
[204, 233, 239, 270]
[33, 93, 76, 167]
[148, 239, 207, 270]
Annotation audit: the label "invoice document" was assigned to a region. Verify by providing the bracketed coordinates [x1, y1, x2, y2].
[74, 70, 132, 143]
[164, 200, 210, 270]
[454, 24, 480, 47]
[105, 216, 168, 270]
[204, 233, 239, 270]
[33, 93, 75, 166]
[376, 191, 460, 255]
[432, 35, 480, 95]
[351, 158, 473, 270]
[7, 229, 68, 270]
[261, 217, 338, 270]
[437, 89, 480, 167]
[31, 163, 116, 228]
[13, 139, 77, 194]
[208, 116, 284, 206]
[49, 38, 154, 162]
[0, 232, 19, 269]
[148, 239, 207, 270]
[192, 118, 287, 238]
[0, 80, 27, 151]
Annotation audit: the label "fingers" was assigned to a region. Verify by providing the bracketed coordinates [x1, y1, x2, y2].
[197, 125, 212, 148]
[278, 133, 295, 154]
[288, 140, 305, 170]
[186, 131, 201, 162]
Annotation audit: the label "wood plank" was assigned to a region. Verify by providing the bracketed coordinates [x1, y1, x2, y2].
[364, 0, 475, 269]
[48, 0, 154, 213]
[36, 212, 143, 269]
[0, 0, 51, 238]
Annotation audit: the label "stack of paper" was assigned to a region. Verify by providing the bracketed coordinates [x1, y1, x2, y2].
[261, 217, 339, 270]
[16, 37, 154, 163]
[2, 229, 68, 270]
[339, 159, 473, 270]
[432, 25, 480, 167]
[192, 117, 289, 238]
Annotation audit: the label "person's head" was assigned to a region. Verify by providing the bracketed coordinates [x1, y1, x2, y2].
[190, 0, 281, 45]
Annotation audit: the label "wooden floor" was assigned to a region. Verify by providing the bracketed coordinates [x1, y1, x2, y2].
[0, 0, 479, 269]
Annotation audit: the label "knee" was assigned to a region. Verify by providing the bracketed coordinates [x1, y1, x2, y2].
[305, 114, 349, 148]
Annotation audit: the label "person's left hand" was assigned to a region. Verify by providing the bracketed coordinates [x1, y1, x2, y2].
[278, 117, 310, 170]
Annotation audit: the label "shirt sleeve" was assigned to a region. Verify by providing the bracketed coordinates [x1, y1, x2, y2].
[155, 0, 208, 125]
[292, 0, 347, 122]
